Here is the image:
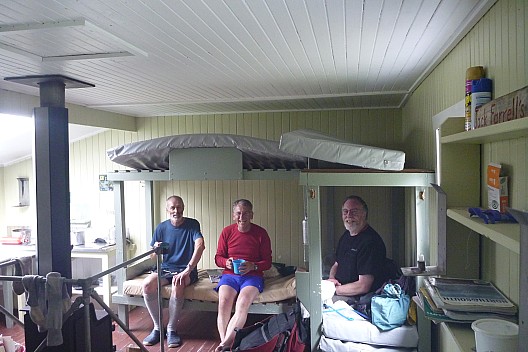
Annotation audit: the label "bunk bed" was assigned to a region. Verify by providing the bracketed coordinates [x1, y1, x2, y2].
[296, 168, 435, 351]
[105, 130, 435, 351]
[282, 130, 434, 351]
[106, 133, 307, 325]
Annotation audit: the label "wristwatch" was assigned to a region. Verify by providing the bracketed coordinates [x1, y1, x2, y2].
[254, 264, 258, 271]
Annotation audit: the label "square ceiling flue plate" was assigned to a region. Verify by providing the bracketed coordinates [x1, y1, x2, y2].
[4, 74, 94, 89]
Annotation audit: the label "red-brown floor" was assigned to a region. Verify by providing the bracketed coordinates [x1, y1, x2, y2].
[0, 306, 268, 351]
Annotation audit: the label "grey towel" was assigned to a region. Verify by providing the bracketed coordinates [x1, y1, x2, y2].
[22, 273, 72, 346]
[22, 274, 47, 331]
[46, 272, 71, 346]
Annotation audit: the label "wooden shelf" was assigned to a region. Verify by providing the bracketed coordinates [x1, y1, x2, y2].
[435, 97, 527, 352]
[441, 118, 528, 144]
[447, 208, 520, 254]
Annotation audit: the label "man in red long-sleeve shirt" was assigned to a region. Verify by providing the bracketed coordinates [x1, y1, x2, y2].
[214, 199, 272, 352]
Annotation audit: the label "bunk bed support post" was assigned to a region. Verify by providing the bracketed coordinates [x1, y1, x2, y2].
[415, 186, 433, 352]
[307, 185, 323, 351]
[113, 180, 129, 326]
[295, 182, 323, 352]
[415, 185, 432, 288]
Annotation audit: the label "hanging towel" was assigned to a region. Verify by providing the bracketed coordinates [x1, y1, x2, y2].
[46, 272, 71, 346]
[22, 273, 72, 347]
[22, 274, 47, 332]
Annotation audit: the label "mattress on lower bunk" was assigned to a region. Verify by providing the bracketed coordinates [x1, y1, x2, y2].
[123, 267, 296, 303]
[322, 300, 418, 348]
[320, 336, 417, 352]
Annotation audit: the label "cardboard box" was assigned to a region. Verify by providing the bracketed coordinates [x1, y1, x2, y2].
[487, 163, 508, 212]
[475, 85, 528, 129]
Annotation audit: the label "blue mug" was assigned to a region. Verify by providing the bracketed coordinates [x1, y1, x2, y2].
[232, 259, 245, 274]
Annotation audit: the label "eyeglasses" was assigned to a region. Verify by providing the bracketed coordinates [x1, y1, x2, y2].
[342, 209, 364, 216]
[234, 211, 252, 217]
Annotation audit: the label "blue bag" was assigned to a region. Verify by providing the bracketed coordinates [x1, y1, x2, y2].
[371, 283, 410, 331]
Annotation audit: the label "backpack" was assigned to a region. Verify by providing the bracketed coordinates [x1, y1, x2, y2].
[284, 319, 307, 352]
[231, 302, 307, 352]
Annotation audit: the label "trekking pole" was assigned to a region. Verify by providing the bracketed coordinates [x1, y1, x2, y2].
[157, 242, 169, 352]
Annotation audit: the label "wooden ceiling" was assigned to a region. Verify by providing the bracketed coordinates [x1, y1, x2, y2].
[0, 0, 496, 117]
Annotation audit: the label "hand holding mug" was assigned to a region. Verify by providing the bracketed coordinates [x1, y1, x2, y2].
[226, 258, 233, 270]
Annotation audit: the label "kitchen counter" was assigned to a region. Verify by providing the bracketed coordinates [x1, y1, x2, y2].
[1, 242, 116, 255]
[0, 243, 36, 261]
[0, 244, 36, 328]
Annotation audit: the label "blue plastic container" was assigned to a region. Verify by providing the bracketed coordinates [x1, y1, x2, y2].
[471, 78, 492, 129]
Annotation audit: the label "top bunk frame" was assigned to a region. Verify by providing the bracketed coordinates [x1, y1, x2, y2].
[106, 147, 301, 182]
[106, 130, 409, 182]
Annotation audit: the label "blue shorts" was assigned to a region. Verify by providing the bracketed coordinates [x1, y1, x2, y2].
[215, 274, 264, 293]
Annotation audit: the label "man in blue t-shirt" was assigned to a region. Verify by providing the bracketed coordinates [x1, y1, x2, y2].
[327, 195, 388, 303]
[142, 196, 205, 348]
